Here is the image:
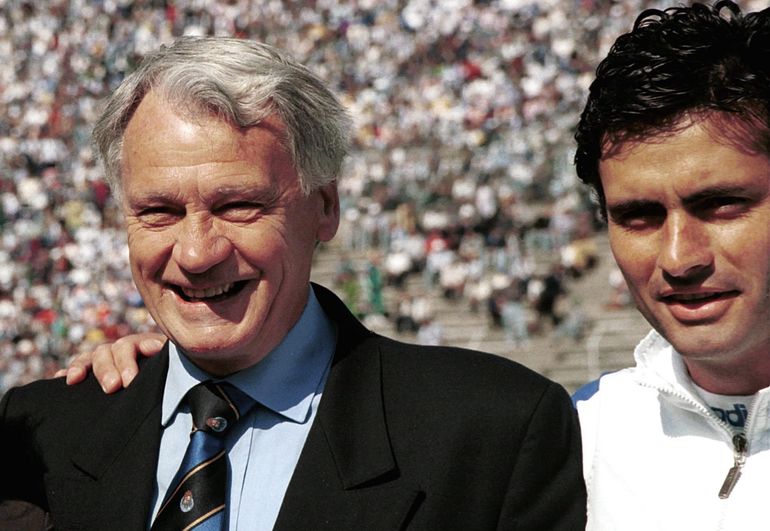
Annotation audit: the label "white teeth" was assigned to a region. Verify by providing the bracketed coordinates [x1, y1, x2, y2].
[181, 283, 234, 299]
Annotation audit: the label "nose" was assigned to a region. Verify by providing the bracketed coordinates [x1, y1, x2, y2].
[172, 215, 233, 274]
[657, 212, 713, 279]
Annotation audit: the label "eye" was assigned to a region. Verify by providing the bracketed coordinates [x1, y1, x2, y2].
[215, 201, 263, 222]
[609, 204, 666, 230]
[135, 205, 184, 226]
[696, 196, 750, 218]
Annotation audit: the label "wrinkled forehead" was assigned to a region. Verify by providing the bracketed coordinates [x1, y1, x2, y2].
[122, 89, 291, 163]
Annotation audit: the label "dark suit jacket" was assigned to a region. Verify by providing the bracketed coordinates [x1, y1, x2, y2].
[0, 284, 585, 530]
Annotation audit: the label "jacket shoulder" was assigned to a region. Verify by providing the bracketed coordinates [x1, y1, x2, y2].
[2, 373, 114, 425]
[373, 335, 572, 423]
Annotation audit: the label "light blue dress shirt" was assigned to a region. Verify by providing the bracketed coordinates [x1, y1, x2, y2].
[149, 288, 336, 530]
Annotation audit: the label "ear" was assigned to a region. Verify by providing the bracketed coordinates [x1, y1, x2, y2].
[316, 182, 340, 242]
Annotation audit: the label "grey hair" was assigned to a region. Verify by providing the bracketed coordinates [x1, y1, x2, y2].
[92, 37, 352, 197]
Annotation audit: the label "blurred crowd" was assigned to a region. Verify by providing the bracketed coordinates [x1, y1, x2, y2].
[5, 0, 761, 394]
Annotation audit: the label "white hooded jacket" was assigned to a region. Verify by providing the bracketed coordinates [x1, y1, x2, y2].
[575, 330, 770, 531]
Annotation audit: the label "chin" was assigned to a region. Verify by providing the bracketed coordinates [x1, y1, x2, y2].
[178, 337, 247, 357]
[665, 329, 744, 361]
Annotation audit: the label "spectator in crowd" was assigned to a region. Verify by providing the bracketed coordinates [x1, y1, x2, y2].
[572, 2, 770, 529]
[499, 281, 530, 348]
[332, 253, 362, 315]
[364, 251, 386, 315]
[382, 242, 413, 288]
[416, 313, 446, 347]
[533, 265, 566, 333]
[393, 290, 420, 334]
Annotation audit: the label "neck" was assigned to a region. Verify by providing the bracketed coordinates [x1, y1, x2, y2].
[685, 357, 770, 395]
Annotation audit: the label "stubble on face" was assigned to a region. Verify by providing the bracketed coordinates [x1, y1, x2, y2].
[599, 114, 770, 393]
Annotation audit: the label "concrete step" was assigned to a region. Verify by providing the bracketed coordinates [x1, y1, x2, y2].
[308, 231, 650, 394]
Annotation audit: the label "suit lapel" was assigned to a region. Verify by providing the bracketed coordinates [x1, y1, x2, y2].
[274, 285, 422, 531]
[71, 348, 168, 478]
[53, 347, 169, 530]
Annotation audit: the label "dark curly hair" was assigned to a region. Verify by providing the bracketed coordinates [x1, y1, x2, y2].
[574, 0, 770, 217]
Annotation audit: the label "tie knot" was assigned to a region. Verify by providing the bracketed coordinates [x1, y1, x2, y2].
[185, 381, 252, 436]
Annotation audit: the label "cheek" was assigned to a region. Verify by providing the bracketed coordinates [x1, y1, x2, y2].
[230, 226, 290, 268]
[717, 222, 770, 284]
[609, 231, 655, 284]
[126, 228, 173, 275]
[744, 246, 770, 297]
[242, 216, 317, 261]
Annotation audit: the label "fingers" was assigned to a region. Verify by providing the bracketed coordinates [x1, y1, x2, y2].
[112, 334, 165, 388]
[90, 343, 123, 393]
[62, 351, 95, 386]
[62, 332, 166, 394]
[138, 333, 166, 357]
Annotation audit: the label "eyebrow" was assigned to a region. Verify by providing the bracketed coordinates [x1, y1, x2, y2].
[128, 183, 280, 205]
[209, 184, 281, 205]
[127, 190, 182, 206]
[606, 185, 756, 218]
[681, 185, 752, 207]
[605, 199, 661, 219]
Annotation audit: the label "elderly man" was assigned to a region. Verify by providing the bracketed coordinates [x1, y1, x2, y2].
[0, 37, 584, 530]
[571, 1, 770, 529]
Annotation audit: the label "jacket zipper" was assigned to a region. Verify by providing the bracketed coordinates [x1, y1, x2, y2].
[718, 432, 747, 499]
[640, 380, 757, 499]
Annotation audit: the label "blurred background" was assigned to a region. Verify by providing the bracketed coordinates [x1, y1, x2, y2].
[3, 0, 763, 395]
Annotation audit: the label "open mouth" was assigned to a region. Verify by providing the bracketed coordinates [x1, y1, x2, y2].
[173, 280, 249, 303]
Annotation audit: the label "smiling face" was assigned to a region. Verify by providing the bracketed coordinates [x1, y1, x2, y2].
[600, 115, 770, 393]
[120, 90, 339, 376]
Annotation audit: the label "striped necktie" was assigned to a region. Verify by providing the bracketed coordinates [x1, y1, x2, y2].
[151, 381, 254, 531]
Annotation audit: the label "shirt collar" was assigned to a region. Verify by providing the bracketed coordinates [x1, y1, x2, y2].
[161, 287, 336, 426]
